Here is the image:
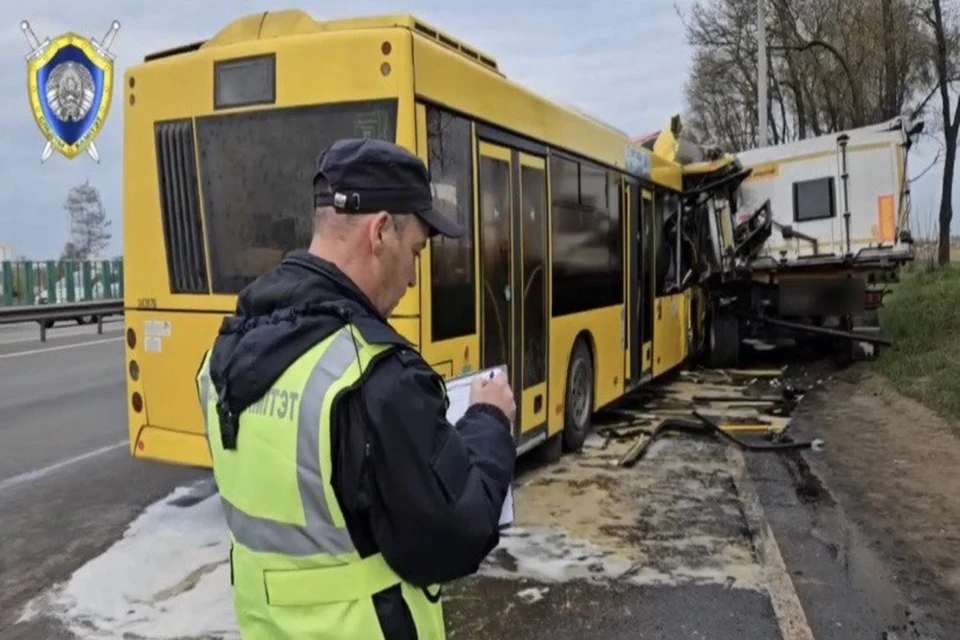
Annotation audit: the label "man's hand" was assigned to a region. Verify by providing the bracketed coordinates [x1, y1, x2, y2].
[469, 370, 516, 426]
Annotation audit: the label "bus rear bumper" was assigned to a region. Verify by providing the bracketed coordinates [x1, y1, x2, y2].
[132, 425, 212, 469]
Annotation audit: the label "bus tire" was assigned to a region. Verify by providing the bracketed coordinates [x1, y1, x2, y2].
[708, 311, 740, 368]
[562, 339, 593, 453]
[536, 432, 563, 464]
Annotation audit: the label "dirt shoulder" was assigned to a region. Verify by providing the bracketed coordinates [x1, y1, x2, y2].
[786, 362, 960, 636]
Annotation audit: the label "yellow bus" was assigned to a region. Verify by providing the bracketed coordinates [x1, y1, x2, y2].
[122, 9, 701, 468]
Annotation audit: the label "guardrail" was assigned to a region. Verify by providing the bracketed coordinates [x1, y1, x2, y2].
[0, 259, 125, 341]
[0, 299, 123, 341]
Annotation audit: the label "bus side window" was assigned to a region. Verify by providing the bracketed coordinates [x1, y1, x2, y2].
[426, 106, 476, 341]
[551, 157, 622, 316]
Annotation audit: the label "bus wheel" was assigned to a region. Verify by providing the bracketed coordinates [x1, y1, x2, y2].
[536, 433, 563, 464]
[708, 310, 740, 369]
[563, 339, 593, 452]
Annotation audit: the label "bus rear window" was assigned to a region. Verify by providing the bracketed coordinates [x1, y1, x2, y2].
[194, 100, 398, 294]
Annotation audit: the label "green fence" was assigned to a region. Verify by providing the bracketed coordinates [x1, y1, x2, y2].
[0, 259, 124, 307]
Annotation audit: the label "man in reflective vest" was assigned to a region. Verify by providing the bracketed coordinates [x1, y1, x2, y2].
[195, 138, 517, 639]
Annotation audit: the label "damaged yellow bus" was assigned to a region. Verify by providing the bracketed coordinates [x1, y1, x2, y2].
[122, 9, 702, 468]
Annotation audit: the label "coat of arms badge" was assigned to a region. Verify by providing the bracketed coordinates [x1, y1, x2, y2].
[21, 20, 120, 163]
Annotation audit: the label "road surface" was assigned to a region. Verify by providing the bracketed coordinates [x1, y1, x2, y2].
[1, 320, 956, 639]
[0, 320, 207, 638]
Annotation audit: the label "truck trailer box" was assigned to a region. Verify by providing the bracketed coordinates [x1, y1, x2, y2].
[733, 116, 922, 265]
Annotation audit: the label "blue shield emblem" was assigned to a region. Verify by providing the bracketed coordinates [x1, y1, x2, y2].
[23, 21, 120, 163]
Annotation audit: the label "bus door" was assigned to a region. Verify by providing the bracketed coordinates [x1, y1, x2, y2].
[625, 179, 641, 386]
[640, 189, 655, 379]
[477, 141, 549, 441]
[652, 191, 685, 376]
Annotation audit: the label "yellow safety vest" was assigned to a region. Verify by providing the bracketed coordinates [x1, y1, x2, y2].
[196, 324, 446, 639]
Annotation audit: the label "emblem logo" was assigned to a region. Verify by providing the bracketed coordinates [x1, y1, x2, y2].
[21, 20, 120, 164]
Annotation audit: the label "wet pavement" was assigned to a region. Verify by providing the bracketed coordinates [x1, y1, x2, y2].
[441, 390, 802, 640]
[9, 355, 960, 639]
[744, 359, 960, 640]
[745, 448, 922, 640]
[445, 577, 783, 639]
[444, 358, 959, 639]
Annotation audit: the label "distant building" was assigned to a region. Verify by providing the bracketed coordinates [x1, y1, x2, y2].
[0, 244, 16, 261]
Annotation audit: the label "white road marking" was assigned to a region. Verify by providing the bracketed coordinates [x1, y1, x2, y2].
[0, 337, 124, 359]
[726, 447, 816, 640]
[0, 440, 127, 494]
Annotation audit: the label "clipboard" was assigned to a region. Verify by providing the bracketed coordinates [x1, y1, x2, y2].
[444, 365, 515, 529]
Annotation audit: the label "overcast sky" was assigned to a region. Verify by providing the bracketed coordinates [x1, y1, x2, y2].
[0, 0, 955, 259]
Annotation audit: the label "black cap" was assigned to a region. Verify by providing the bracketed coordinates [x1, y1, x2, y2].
[313, 138, 464, 239]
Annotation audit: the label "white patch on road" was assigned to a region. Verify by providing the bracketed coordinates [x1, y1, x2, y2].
[516, 587, 549, 604]
[0, 440, 127, 494]
[481, 526, 634, 584]
[19, 481, 239, 640]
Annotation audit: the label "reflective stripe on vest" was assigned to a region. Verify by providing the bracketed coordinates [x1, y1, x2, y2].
[197, 326, 372, 557]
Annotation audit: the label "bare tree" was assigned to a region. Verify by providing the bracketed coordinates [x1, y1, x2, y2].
[913, 0, 960, 265]
[679, 0, 934, 151]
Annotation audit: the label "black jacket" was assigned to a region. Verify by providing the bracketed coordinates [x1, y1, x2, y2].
[208, 250, 516, 638]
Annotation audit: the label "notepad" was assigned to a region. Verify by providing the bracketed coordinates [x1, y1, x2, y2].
[444, 365, 514, 529]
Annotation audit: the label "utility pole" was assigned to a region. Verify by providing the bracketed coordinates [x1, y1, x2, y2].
[757, 0, 769, 147]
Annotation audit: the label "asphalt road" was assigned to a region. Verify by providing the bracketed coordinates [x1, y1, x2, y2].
[0, 322, 953, 639]
[0, 320, 207, 637]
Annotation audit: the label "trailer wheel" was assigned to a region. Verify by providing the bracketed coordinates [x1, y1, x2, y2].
[563, 339, 593, 453]
[708, 311, 740, 368]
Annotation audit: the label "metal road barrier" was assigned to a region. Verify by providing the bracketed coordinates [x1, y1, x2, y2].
[0, 259, 125, 341]
[0, 299, 123, 341]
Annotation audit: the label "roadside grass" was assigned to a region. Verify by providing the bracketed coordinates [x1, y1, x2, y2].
[875, 263, 960, 423]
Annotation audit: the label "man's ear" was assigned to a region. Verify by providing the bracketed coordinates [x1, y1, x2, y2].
[370, 211, 391, 255]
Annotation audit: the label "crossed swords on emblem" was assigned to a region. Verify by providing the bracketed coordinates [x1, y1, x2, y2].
[21, 20, 121, 163]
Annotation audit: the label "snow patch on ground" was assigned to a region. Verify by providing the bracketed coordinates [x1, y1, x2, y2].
[481, 526, 635, 584]
[19, 479, 239, 640]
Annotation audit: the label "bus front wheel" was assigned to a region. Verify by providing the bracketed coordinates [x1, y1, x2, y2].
[563, 339, 594, 453]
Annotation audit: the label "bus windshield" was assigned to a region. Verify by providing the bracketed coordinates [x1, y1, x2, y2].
[163, 99, 398, 295]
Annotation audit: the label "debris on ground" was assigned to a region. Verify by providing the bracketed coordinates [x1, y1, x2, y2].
[594, 365, 824, 468]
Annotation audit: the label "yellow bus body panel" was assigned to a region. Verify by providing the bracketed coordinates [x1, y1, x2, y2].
[122, 10, 692, 467]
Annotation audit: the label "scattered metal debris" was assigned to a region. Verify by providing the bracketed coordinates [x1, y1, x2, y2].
[597, 365, 824, 467]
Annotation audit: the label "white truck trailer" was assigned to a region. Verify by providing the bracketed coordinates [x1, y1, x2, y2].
[664, 115, 924, 366]
[734, 116, 920, 266]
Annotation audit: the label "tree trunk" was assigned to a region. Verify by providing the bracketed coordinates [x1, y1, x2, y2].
[772, 66, 791, 142]
[881, 0, 898, 119]
[784, 55, 808, 138]
[938, 137, 955, 265]
[932, 0, 957, 266]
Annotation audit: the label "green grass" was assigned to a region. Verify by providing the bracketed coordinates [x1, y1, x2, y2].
[875, 264, 960, 422]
